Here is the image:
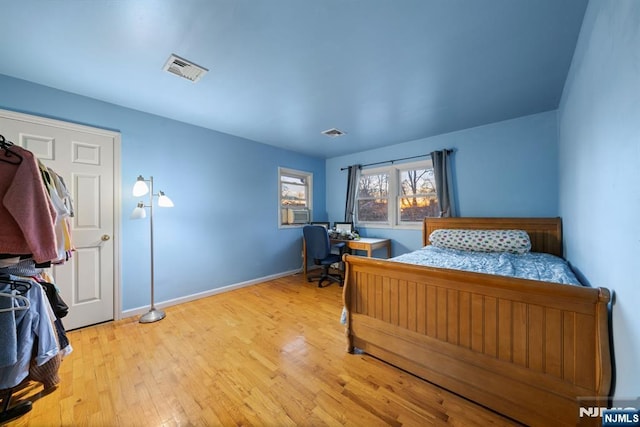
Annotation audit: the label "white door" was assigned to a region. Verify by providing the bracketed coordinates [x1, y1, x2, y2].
[0, 109, 120, 330]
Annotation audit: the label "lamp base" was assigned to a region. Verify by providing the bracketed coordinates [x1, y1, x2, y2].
[139, 308, 166, 323]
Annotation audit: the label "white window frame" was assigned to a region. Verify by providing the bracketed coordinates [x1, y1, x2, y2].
[278, 167, 313, 228]
[355, 159, 435, 230]
[354, 167, 391, 226]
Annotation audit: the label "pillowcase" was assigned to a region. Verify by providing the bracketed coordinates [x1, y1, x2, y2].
[429, 229, 532, 254]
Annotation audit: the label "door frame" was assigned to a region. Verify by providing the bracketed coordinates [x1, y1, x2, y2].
[0, 108, 122, 322]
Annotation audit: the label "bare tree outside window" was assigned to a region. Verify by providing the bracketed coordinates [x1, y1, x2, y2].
[399, 168, 439, 221]
[354, 161, 439, 226]
[357, 172, 389, 222]
[281, 174, 307, 207]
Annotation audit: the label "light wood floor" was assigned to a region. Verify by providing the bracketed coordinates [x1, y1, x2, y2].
[3, 274, 520, 426]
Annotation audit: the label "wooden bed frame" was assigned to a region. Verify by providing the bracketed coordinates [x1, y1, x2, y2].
[342, 217, 611, 427]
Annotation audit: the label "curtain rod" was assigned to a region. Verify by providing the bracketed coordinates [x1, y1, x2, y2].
[340, 149, 453, 171]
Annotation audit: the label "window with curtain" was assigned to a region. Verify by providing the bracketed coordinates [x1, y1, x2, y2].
[356, 159, 438, 227]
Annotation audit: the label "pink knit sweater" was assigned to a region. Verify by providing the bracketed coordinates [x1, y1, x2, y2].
[0, 146, 58, 263]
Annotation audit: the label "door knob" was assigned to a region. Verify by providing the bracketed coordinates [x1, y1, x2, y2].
[101, 234, 111, 241]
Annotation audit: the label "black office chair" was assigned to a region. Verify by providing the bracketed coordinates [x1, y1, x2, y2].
[303, 225, 345, 287]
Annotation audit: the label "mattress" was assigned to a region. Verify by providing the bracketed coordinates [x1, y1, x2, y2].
[390, 245, 581, 286]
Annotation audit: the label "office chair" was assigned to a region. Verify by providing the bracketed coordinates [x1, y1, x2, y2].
[303, 225, 346, 287]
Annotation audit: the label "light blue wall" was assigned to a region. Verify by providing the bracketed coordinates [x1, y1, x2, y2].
[558, 0, 640, 398]
[0, 74, 326, 311]
[326, 110, 560, 256]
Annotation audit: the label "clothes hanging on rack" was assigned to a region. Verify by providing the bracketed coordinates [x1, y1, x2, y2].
[0, 143, 58, 263]
[0, 133, 73, 422]
[1, 135, 75, 266]
[0, 262, 72, 356]
[0, 276, 59, 390]
[0, 291, 29, 367]
[38, 162, 75, 263]
[0, 274, 64, 422]
[35, 271, 71, 358]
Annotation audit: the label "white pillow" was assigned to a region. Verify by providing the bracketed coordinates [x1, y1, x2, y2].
[429, 229, 532, 254]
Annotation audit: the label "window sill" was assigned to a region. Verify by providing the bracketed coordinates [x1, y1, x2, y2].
[279, 224, 306, 229]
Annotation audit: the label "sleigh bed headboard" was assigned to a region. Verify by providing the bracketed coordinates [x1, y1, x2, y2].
[423, 217, 563, 257]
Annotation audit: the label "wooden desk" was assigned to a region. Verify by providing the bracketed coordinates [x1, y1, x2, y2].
[340, 237, 392, 258]
[302, 237, 391, 279]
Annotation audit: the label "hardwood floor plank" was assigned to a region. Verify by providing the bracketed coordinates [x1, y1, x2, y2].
[2, 274, 520, 426]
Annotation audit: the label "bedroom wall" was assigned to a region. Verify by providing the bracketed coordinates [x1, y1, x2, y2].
[558, 0, 640, 399]
[0, 74, 326, 312]
[325, 110, 560, 256]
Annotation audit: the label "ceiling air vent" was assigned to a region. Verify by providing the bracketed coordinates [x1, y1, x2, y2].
[163, 54, 208, 83]
[321, 128, 346, 137]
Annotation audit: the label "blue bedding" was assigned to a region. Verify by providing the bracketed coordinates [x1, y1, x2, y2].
[390, 245, 582, 286]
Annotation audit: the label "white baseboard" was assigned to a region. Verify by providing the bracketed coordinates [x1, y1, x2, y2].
[121, 268, 302, 319]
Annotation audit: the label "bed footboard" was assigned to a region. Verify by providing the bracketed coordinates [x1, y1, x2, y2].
[342, 255, 611, 427]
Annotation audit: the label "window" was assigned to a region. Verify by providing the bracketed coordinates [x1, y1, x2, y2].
[398, 167, 439, 222]
[279, 167, 312, 226]
[357, 170, 389, 222]
[356, 160, 438, 227]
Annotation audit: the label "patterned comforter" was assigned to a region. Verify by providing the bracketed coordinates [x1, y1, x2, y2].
[390, 245, 582, 286]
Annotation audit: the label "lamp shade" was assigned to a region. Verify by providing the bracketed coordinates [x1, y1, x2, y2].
[133, 176, 149, 197]
[130, 203, 147, 219]
[157, 191, 174, 207]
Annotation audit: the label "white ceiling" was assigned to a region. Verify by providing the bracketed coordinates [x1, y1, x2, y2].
[0, 0, 588, 158]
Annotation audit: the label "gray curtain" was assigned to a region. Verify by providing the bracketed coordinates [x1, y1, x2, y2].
[344, 164, 360, 222]
[430, 150, 455, 217]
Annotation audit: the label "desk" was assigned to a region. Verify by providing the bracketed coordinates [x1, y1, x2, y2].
[339, 238, 392, 258]
[302, 237, 391, 279]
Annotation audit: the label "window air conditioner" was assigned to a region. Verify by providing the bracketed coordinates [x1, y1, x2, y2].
[287, 208, 310, 224]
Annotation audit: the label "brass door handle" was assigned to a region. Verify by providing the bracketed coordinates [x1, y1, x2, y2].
[101, 234, 111, 241]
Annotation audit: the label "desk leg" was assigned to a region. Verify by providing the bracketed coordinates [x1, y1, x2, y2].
[302, 240, 307, 280]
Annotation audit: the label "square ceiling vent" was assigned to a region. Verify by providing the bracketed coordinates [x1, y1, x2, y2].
[163, 54, 208, 83]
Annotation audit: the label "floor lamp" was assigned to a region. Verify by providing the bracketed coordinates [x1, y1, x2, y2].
[130, 175, 174, 323]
